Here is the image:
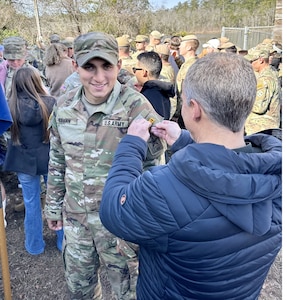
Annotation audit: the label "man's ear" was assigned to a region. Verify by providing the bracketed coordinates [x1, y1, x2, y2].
[72, 60, 77, 71]
[117, 59, 122, 70]
[190, 99, 202, 120]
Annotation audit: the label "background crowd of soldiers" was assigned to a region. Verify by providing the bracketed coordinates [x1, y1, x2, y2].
[0, 29, 283, 213]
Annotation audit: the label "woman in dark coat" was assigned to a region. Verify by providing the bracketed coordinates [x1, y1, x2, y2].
[3, 67, 61, 254]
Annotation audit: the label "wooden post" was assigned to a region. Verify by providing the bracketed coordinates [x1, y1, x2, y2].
[0, 184, 12, 300]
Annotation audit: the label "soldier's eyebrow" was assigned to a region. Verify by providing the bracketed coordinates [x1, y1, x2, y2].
[82, 62, 93, 68]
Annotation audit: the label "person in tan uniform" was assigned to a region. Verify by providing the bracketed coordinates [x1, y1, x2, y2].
[175, 35, 199, 128]
[244, 48, 281, 135]
[116, 36, 136, 75]
[154, 44, 177, 119]
[176, 35, 199, 95]
[131, 35, 148, 60]
[146, 30, 162, 52]
[154, 44, 175, 84]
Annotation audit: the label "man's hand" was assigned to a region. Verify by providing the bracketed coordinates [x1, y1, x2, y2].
[150, 120, 181, 146]
[127, 118, 152, 142]
[46, 219, 63, 231]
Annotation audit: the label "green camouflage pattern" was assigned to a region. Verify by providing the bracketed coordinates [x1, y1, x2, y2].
[45, 82, 164, 299]
[3, 36, 27, 60]
[244, 48, 270, 62]
[74, 32, 119, 66]
[50, 34, 61, 43]
[245, 65, 281, 135]
[26, 45, 46, 71]
[120, 56, 136, 75]
[131, 50, 143, 60]
[59, 71, 81, 95]
[117, 69, 134, 85]
[4, 61, 37, 98]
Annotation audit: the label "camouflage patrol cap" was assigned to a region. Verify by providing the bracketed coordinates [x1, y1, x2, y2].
[154, 44, 170, 56]
[163, 37, 171, 44]
[181, 34, 198, 42]
[116, 36, 130, 47]
[3, 36, 27, 59]
[50, 34, 61, 43]
[262, 38, 273, 45]
[74, 31, 118, 66]
[257, 42, 274, 53]
[150, 30, 162, 40]
[244, 48, 270, 61]
[122, 34, 133, 43]
[134, 35, 148, 43]
[61, 37, 75, 48]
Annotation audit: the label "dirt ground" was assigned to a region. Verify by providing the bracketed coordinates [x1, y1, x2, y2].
[0, 172, 282, 300]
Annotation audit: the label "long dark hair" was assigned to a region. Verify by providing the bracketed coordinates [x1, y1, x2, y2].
[9, 67, 50, 144]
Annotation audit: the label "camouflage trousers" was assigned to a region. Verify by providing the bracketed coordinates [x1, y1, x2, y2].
[62, 211, 138, 300]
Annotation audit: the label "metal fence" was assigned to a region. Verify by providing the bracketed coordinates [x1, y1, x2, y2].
[221, 26, 274, 50]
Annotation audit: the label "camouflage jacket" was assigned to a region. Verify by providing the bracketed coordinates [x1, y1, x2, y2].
[245, 66, 281, 135]
[5, 62, 46, 98]
[45, 81, 164, 222]
[120, 56, 136, 75]
[59, 71, 81, 96]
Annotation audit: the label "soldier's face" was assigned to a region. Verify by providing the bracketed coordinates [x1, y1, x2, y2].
[179, 42, 188, 56]
[76, 57, 121, 105]
[136, 42, 146, 51]
[7, 58, 26, 70]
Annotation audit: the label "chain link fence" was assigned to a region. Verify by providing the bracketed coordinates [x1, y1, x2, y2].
[221, 26, 275, 50]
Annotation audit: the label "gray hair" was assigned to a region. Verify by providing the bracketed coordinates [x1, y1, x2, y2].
[182, 52, 256, 132]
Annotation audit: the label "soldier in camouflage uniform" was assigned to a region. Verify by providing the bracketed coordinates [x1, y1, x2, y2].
[131, 35, 148, 60]
[60, 68, 134, 95]
[44, 31, 165, 300]
[244, 48, 281, 135]
[59, 69, 80, 95]
[3, 36, 33, 97]
[49, 33, 61, 44]
[2, 36, 44, 212]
